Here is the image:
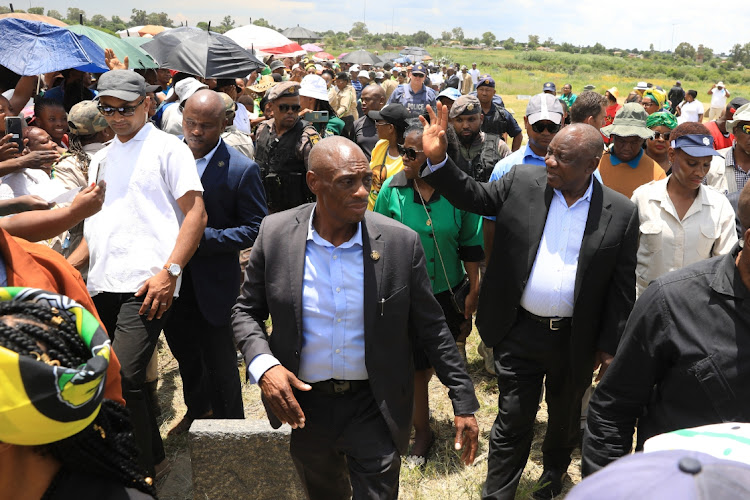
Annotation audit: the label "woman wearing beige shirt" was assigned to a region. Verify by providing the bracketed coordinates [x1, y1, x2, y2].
[328, 71, 359, 120]
[631, 122, 737, 297]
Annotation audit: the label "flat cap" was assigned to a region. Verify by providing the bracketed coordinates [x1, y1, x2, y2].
[449, 95, 481, 119]
[267, 81, 300, 101]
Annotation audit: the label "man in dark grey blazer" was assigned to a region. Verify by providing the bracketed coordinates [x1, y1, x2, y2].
[232, 136, 479, 500]
[419, 105, 639, 500]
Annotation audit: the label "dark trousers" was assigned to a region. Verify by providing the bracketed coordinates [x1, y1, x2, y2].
[163, 270, 244, 419]
[93, 292, 169, 476]
[290, 388, 400, 500]
[482, 314, 586, 500]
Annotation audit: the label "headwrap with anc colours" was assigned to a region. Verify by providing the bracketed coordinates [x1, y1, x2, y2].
[646, 111, 678, 130]
[642, 88, 667, 110]
[0, 287, 110, 446]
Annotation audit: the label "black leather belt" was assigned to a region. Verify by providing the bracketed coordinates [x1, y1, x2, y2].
[521, 308, 571, 331]
[307, 379, 369, 395]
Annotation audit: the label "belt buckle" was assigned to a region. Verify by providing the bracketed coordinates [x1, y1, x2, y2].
[333, 380, 350, 393]
[549, 318, 561, 331]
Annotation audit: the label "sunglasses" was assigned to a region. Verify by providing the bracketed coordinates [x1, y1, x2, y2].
[97, 97, 145, 117]
[737, 124, 750, 135]
[277, 104, 301, 113]
[651, 131, 671, 141]
[531, 122, 561, 134]
[397, 144, 424, 160]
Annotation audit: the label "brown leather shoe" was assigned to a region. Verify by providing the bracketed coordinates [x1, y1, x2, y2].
[167, 410, 213, 436]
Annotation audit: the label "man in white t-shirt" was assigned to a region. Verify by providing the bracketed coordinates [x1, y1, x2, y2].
[82, 70, 207, 476]
[468, 63, 480, 89]
[708, 81, 731, 121]
[677, 89, 704, 125]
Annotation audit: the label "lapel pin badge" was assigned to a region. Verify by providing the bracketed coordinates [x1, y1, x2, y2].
[217, 161, 225, 167]
[370, 250, 380, 261]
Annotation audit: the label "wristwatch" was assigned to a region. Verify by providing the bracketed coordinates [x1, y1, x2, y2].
[163, 263, 182, 278]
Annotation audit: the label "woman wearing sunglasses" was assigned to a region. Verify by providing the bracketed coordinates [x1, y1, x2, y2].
[366, 103, 410, 210]
[644, 111, 678, 173]
[631, 122, 737, 298]
[374, 122, 483, 467]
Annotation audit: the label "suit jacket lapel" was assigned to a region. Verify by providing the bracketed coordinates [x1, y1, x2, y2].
[200, 141, 229, 187]
[362, 215, 384, 352]
[528, 174, 554, 272]
[288, 205, 314, 338]
[574, 180, 611, 302]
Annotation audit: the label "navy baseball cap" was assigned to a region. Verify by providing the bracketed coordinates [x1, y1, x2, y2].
[411, 63, 427, 75]
[543, 82, 556, 93]
[477, 74, 495, 88]
[671, 134, 723, 158]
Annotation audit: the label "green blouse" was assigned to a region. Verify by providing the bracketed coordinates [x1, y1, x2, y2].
[374, 171, 484, 294]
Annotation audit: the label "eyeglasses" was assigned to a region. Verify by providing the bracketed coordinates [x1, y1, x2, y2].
[642, 100, 658, 108]
[397, 144, 424, 160]
[277, 104, 301, 113]
[531, 122, 561, 134]
[737, 124, 750, 135]
[651, 131, 671, 141]
[97, 97, 145, 117]
[375, 121, 392, 128]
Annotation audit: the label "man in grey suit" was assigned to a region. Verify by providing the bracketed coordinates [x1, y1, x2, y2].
[232, 136, 479, 500]
[419, 105, 638, 499]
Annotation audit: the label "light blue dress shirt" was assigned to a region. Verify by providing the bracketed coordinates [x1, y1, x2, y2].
[519, 176, 593, 317]
[247, 207, 368, 384]
[194, 138, 222, 179]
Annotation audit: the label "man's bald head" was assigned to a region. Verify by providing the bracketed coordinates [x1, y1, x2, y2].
[361, 84, 385, 100]
[184, 89, 225, 121]
[309, 137, 368, 178]
[559, 123, 604, 161]
[307, 137, 371, 231]
[360, 84, 385, 116]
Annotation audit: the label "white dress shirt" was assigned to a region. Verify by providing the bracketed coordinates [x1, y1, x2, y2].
[519, 177, 593, 317]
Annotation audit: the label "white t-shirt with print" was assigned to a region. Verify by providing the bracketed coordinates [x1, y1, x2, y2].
[84, 123, 204, 296]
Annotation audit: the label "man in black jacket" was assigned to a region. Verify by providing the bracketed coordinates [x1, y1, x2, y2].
[420, 104, 638, 500]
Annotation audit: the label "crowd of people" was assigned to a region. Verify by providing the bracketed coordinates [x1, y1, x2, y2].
[1, 41, 750, 500]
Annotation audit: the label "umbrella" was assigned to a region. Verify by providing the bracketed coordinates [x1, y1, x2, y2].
[67, 25, 158, 70]
[401, 46, 430, 57]
[121, 37, 151, 48]
[337, 52, 349, 59]
[340, 50, 383, 66]
[0, 12, 68, 28]
[142, 29, 264, 78]
[0, 18, 108, 75]
[281, 25, 319, 41]
[379, 52, 401, 61]
[139, 25, 168, 37]
[140, 27, 203, 66]
[302, 43, 323, 52]
[224, 25, 305, 59]
[313, 52, 334, 61]
[116, 26, 145, 38]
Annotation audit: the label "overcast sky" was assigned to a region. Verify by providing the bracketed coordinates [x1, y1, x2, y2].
[38, 0, 750, 54]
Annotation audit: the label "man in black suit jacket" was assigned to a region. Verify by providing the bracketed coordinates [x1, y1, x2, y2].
[232, 136, 479, 499]
[420, 105, 638, 500]
[164, 90, 267, 433]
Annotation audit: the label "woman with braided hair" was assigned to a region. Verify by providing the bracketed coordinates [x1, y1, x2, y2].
[0, 288, 157, 499]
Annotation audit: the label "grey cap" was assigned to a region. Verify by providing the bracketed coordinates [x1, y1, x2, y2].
[269, 60, 286, 71]
[96, 70, 146, 102]
[526, 93, 563, 125]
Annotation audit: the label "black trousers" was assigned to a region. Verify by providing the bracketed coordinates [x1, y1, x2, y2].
[93, 292, 169, 476]
[482, 314, 586, 500]
[290, 388, 400, 500]
[163, 269, 244, 419]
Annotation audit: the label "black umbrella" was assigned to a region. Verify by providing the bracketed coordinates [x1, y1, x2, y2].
[379, 52, 401, 61]
[141, 27, 203, 66]
[401, 46, 430, 57]
[340, 50, 383, 66]
[281, 25, 319, 41]
[143, 29, 264, 78]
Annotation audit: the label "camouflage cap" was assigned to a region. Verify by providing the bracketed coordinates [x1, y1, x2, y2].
[267, 81, 300, 101]
[216, 92, 236, 120]
[68, 100, 109, 136]
[449, 95, 481, 119]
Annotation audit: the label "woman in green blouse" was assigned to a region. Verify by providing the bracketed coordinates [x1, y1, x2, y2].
[374, 122, 483, 465]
